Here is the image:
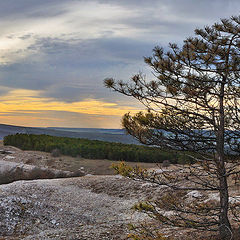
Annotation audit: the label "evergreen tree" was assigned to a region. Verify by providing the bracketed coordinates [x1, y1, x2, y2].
[105, 16, 240, 239]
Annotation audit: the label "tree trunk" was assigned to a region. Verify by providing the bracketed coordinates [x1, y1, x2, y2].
[218, 81, 232, 240]
[218, 162, 232, 240]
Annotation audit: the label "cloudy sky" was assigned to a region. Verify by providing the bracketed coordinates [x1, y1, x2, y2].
[0, 0, 239, 128]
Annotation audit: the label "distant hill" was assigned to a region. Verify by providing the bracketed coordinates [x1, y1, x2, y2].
[0, 124, 139, 145]
[47, 127, 125, 135]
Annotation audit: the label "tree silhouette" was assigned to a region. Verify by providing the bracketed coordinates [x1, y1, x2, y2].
[105, 16, 240, 240]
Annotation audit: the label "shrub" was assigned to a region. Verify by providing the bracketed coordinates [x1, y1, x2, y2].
[162, 160, 170, 168]
[51, 148, 61, 157]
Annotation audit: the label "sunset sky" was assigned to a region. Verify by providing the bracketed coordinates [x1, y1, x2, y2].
[0, 0, 239, 128]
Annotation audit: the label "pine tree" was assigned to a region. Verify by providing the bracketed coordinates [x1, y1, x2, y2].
[105, 16, 240, 239]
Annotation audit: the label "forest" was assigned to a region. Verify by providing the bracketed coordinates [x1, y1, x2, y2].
[3, 133, 191, 163]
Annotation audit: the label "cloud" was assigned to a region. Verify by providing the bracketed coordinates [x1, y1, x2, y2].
[0, 36, 152, 104]
[0, 109, 123, 128]
[0, 88, 142, 127]
[0, 0, 239, 64]
[0, 0, 239, 127]
[0, 0, 143, 64]
[0, 88, 141, 119]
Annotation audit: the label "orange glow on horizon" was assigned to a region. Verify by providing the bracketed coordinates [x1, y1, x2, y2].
[0, 89, 141, 128]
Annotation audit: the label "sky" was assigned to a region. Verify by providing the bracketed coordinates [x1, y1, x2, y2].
[0, 0, 239, 128]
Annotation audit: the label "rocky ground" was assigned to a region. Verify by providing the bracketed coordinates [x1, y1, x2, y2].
[0, 143, 239, 239]
[0, 143, 159, 240]
[0, 175, 155, 240]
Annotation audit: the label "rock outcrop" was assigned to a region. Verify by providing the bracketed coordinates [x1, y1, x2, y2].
[0, 175, 149, 240]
